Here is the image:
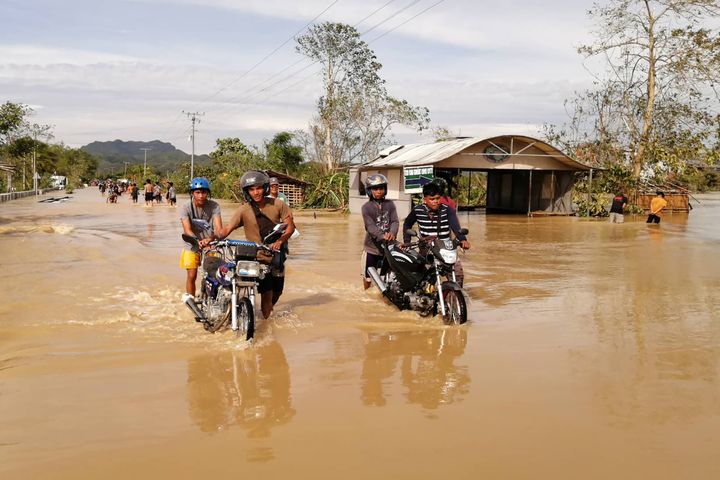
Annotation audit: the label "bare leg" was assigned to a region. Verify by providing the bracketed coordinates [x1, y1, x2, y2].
[186, 268, 197, 296]
[261, 291, 274, 319]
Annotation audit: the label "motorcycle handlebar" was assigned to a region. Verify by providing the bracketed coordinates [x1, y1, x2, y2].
[210, 239, 277, 253]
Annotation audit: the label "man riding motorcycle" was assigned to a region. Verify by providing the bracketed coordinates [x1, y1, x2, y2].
[403, 182, 470, 286]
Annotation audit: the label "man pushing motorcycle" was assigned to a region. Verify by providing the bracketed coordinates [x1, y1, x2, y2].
[403, 181, 470, 286]
[215, 171, 295, 319]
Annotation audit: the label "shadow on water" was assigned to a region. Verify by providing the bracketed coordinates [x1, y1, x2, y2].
[283, 292, 336, 308]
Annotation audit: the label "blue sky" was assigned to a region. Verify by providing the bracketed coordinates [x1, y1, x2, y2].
[1, 0, 598, 154]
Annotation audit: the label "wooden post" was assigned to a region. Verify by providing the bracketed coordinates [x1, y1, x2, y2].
[527, 170, 533, 216]
[587, 169, 593, 217]
[550, 170, 556, 212]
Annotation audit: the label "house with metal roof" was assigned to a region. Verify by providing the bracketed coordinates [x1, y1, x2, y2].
[349, 135, 594, 218]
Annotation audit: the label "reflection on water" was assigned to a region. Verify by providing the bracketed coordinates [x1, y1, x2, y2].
[186, 340, 294, 462]
[361, 328, 469, 410]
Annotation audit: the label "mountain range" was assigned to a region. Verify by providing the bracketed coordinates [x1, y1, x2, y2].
[82, 140, 211, 176]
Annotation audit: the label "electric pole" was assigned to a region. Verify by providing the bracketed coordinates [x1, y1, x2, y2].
[183, 111, 204, 180]
[123, 162, 130, 178]
[140, 148, 151, 178]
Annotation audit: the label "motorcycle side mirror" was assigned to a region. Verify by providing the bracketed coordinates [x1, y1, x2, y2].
[263, 223, 287, 244]
[459, 228, 469, 236]
[406, 229, 418, 238]
[182, 233, 200, 249]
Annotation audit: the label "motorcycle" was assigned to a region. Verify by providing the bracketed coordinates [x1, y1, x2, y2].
[181, 224, 286, 341]
[366, 228, 469, 325]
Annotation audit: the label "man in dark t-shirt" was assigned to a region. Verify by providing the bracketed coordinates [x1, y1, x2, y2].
[609, 192, 628, 223]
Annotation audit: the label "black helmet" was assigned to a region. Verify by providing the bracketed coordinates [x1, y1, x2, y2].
[365, 173, 388, 200]
[239, 171, 270, 202]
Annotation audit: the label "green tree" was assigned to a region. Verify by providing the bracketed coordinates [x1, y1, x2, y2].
[208, 138, 267, 201]
[265, 131, 304, 174]
[296, 22, 430, 170]
[571, 0, 720, 179]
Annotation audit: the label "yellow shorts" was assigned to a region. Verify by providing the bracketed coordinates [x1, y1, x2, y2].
[180, 249, 201, 269]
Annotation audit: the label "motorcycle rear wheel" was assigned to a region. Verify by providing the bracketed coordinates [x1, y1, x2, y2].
[442, 290, 467, 325]
[236, 297, 255, 341]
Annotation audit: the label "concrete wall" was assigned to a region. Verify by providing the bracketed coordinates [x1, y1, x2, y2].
[0, 190, 39, 203]
[349, 167, 413, 218]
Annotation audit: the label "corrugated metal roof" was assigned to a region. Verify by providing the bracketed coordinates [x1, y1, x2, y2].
[360, 136, 593, 171]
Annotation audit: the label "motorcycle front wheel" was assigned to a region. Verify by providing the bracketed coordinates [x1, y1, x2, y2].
[236, 297, 255, 341]
[442, 289, 467, 325]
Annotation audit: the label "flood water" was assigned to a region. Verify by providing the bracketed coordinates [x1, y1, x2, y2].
[1, 189, 719, 479]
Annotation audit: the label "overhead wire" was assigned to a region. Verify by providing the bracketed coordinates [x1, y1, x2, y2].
[193, 0, 340, 109]
[207, 0, 430, 117]
[171, 0, 446, 143]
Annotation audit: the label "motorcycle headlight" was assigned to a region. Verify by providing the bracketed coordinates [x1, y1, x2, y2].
[439, 248, 457, 264]
[236, 260, 261, 277]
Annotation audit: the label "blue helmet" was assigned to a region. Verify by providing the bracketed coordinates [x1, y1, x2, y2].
[189, 177, 210, 193]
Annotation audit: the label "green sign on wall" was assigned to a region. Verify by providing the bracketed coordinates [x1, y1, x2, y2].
[403, 165, 434, 193]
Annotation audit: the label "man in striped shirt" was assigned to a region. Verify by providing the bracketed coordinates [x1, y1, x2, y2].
[403, 182, 470, 285]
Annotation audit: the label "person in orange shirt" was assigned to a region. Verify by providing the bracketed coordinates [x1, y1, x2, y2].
[646, 191, 668, 224]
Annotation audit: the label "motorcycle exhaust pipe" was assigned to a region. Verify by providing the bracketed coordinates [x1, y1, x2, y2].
[184, 297, 206, 322]
[367, 266, 387, 292]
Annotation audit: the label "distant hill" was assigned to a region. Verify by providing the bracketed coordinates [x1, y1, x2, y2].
[82, 139, 211, 176]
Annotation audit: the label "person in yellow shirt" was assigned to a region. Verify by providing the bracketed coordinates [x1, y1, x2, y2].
[646, 191, 668, 224]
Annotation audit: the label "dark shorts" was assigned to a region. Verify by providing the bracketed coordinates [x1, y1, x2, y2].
[646, 214, 661, 224]
[258, 274, 285, 295]
[145, 192, 153, 201]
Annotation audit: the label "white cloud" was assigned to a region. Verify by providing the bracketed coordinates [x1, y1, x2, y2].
[0, 45, 140, 66]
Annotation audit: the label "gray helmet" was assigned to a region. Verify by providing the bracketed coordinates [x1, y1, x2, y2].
[365, 173, 388, 200]
[239, 171, 270, 202]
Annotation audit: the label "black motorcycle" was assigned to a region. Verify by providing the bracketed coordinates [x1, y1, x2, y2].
[366, 229, 469, 325]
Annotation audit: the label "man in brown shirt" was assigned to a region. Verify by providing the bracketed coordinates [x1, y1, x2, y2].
[216, 171, 295, 319]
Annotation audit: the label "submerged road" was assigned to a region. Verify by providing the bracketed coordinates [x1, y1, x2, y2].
[1, 188, 719, 479]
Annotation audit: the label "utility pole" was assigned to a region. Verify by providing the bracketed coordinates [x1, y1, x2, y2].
[123, 162, 130, 178]
[140, 148, 151, 178]
[182, 111, 204, 180]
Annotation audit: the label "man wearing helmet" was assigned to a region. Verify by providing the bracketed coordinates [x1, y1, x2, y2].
[267, 177, 288, 203]
[216, 171, 296, 319]
[361, 173, 399, 289]
[180, 177, 223, 302]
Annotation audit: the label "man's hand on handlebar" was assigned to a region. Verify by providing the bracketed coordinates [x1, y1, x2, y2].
[383, 232, 395, 241]
[460, 240, 470, 250]
[270, 240, 283, 252]
[198, 236, 214, 248]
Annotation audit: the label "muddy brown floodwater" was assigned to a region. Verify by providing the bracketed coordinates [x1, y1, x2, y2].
[1, 188, 719, 479]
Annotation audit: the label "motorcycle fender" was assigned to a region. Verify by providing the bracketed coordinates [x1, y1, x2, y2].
[440, 280, 463, 292]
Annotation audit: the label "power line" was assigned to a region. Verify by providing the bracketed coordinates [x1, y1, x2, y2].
[353, 0, 398, 27]
[167, 0, 446, 144]
[368, 0, 446, 44]
[361, 0, 420, 36]
[205, 0, 429, 116]
[193, 0, 340, 109]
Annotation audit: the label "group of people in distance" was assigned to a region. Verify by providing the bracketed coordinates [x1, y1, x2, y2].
[179, 174, 293, 320]
[142, 179, 176, 207]
[360, 174, 470, 290]
[608, 190, 668, 224]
